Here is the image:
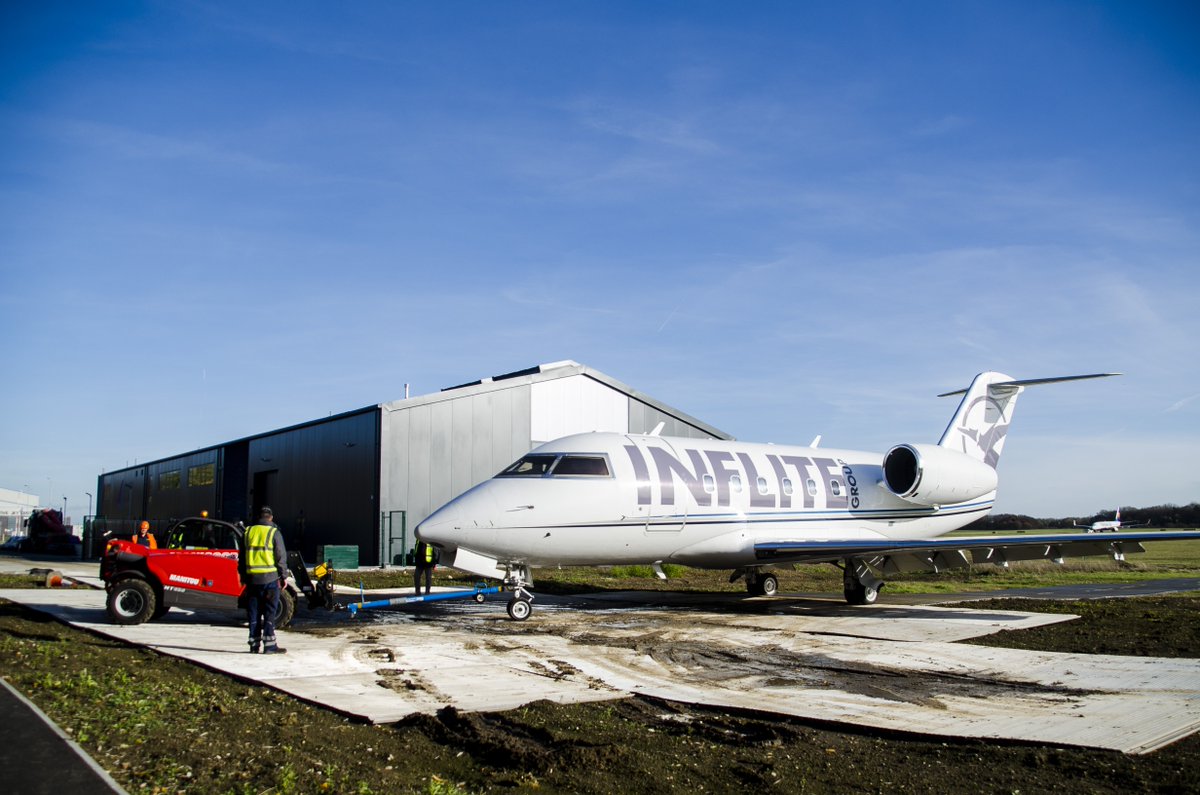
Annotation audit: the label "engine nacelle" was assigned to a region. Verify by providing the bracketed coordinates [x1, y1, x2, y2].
[881, 443, 998, 506]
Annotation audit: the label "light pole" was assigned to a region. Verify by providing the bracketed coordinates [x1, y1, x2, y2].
[62, 496, 67, 520]
[85, 492, 92, 517]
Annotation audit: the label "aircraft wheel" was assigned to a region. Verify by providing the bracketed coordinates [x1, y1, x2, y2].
[843, 579, 879, 606]
[506, 598, 532, 621]
[760, 574, 779, 597]
[107, 579, 157, 625]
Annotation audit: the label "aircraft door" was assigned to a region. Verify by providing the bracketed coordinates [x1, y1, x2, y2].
[625, 436, 687, 535]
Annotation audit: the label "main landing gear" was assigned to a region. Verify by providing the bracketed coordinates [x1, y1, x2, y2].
[842, 557, 883, 605]
[731, 568, 780, 597]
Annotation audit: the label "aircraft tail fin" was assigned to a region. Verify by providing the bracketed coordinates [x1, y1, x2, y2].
[937, 371, 1119, 468]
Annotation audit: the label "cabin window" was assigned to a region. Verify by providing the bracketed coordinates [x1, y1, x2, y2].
[730, 475, 743, 493]
[756, 477, 770, 495]
[702, 474, 715, 493]
[782, 478, 793, 496]
[552, 455, 611, 477]
[498, 454, 558, 477]
[830, 480, 843, 496]
[806, 478, 818, 497]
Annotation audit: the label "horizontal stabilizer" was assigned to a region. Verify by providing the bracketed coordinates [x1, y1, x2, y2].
[937, 372, 1121, 398]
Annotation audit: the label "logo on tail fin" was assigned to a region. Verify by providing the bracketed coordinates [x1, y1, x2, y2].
[951, 395, 1010, 468]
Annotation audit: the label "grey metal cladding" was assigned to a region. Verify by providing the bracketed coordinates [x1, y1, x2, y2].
[407, 403, 433, 527]
[429, 399, 454, 515]
[472, 391, 496, 482]
[451, 397, 474, 498]
[511, 384, 532, 460]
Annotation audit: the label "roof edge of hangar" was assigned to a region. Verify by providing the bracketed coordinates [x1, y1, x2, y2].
[381, 361, 733, 441]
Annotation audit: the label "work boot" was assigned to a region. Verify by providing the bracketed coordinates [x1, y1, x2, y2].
[249, 642, 261, 654]
[263, 645, 287, 655]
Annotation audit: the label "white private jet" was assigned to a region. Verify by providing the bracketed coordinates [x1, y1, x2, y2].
[1073, 508, 1149, 533]
[417, 371, 1200, 620]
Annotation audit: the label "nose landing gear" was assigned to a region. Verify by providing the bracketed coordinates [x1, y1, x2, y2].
[504, 564, 535, 621]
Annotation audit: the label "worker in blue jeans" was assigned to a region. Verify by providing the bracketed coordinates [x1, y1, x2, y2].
[239, 507, 288, 654]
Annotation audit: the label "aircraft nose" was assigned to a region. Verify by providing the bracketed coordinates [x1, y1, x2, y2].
[415, 501, 462, 545]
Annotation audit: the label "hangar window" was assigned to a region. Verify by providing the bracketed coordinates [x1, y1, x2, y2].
[552, 455, 611, 477]
[498, 454, 559, 477]
[756, 477, 770, 495]
[160, 470, 181, 490]
[806, 478, 818, 497]
[188, 463, 215, 487]
[781, 478, 793, 496]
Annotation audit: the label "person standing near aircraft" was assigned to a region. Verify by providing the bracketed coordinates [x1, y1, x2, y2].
[239, 507, 287, 654]
[413, 539, 439, 595]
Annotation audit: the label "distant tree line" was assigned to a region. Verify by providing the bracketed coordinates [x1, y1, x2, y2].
[965, 503, 1200, 531]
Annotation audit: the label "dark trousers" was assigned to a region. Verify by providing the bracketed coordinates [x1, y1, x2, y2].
[246, 581, 280, 648]
[414, 564, 433, 594]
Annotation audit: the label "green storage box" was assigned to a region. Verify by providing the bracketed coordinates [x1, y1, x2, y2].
[317, 544, 359, 570]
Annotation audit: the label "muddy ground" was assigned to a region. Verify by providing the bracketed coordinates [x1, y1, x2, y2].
[0, 594, 1198, 794]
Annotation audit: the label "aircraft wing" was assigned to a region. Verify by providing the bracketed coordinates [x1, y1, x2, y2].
[754, 530, 1200, 574]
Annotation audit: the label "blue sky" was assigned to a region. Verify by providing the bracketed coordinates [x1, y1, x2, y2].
[2, 1, 1197, 520]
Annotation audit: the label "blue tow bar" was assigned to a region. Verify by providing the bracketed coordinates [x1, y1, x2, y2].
[346, 583, 503, 616]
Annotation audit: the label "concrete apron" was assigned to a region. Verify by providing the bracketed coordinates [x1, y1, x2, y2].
[3, 587, 1199, 755]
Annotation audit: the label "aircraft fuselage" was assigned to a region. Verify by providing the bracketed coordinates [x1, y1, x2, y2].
[417, 432, 992, 571]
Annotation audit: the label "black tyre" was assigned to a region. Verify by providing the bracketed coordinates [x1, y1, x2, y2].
[843, 579, 879, 605]
[506, 598, 532, 621]
[275, 588, 296, 628]
[760, 574, 779, 597]
[474, 593, 486, 603]
[107, 579, 157, 625]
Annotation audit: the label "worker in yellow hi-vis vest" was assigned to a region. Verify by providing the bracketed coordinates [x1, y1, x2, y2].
[239, 506, 288, 654]
[413, 539, 440, 595]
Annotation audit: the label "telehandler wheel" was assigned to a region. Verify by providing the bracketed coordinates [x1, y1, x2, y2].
[275, 588, 296, 628]
[107, 579, 157, 625]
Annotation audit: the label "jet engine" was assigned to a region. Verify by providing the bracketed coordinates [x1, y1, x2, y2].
[881, 443, 998, 506]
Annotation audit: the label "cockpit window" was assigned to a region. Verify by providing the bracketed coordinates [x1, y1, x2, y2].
[553, 455, 610, 477]
[496, 453, 612, 478]
[498, 454, 559, 477]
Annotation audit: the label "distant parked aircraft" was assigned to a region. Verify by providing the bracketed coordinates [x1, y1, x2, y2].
[417, 370, 1200, 620]
[1074, 508, 1149, 533]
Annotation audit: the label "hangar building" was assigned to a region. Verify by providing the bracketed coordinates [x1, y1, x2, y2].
[94, 361, 730, 565]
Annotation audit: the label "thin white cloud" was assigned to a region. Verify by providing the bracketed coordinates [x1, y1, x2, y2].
[567, 98, 722, 154]
[1166, 393, 1200, 413]
[49, 117, 291, 173]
